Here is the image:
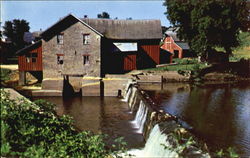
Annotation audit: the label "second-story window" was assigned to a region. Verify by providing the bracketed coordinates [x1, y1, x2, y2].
[25, 52, 37, 63]
[57, 33, 64, 45]
[83, 34, 90, 45]
[31, 52, 38, 63]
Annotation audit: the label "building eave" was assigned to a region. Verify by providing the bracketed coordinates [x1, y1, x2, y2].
[16, 40, 42, 56]
[40, 14, 103, 39]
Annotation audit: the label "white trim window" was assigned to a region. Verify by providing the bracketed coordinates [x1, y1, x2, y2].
[83, 34, 90, 45]
[57, 33, 64, 44]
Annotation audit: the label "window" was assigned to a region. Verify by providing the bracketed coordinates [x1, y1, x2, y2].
[26, 52, 37, 63]
[57, 33, 64, 44]
[57, 54, 64, 64]
[83, 55, 90, 65]
[83, 34, 90, 45]
[31, 53, 37, 62]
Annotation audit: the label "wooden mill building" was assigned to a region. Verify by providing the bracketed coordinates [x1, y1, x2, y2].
[16, 14, 162, 94]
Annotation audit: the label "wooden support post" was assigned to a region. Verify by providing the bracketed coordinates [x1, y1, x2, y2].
[19, 71, 26, 85]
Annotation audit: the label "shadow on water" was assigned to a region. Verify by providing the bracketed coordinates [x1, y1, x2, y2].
[142, 82, 250, 157]
[33, 95, 145, 149]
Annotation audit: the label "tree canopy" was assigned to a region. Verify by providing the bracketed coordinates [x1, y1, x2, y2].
[163, 0, 250, 58]
[3, 19, 30, 51]
[97, 12, 110, 19]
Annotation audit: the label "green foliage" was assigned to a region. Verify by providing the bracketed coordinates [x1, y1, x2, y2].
[0, 68, 11, 82]
[0, 90, 113, 157]
[162, 128, 197, 158]
[163, 0, 249, 57]
[215, 147, 239, 158]
[237, 32, 250, 49]
[3, 19, 30, 56]
[97, 12, 110, 19]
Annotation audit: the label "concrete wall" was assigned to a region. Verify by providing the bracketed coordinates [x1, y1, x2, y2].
[42, 21, 101, 79]
[81, 77, 130, 96]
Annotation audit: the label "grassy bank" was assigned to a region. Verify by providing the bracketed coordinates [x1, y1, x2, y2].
[0, 90, 125, 157]
[231, 46, 250, 61]
[147, 58, 208, 72]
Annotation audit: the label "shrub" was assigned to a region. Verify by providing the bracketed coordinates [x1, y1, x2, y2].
[0, 90, 113, 157]
[0, 68, 11, 82]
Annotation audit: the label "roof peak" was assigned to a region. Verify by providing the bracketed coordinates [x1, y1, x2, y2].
[80, 18, 160, 21]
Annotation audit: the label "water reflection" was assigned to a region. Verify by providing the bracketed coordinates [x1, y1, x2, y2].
[34, 96, 144, 149]
[143, 82, 250, 157]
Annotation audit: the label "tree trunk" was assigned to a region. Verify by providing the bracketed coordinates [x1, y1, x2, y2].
[224, 47, 232, 63]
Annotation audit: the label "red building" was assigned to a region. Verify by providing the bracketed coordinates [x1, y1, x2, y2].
[16, 40, 43, 85]
[161, 28, 194, 63]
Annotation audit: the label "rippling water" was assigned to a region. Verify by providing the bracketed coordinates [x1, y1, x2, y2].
[142, 82, 250, 157]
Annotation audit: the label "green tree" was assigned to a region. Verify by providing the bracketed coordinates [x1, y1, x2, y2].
[3, 21, 14, 41]
[97, 12, 110, 19]
[3, 19, 30, 53]
[163, 0, 249, 61]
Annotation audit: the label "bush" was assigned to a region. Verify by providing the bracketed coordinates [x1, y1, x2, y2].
[0, 90, 113, 157]
[0, 68, 11, 82]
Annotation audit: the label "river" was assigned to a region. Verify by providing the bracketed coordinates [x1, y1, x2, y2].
[34, 81, 250, 157]
[141, 82, 250, 157]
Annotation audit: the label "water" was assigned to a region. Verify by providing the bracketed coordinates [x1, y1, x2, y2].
[33, 96, 144, 149]
[141, 82, 250, 157]
[126, 123, 178, 157]
[130, 100, 148, 134]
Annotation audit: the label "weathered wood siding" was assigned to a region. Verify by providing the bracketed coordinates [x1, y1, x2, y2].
[124, 54, 137, 71]
[18, 44, 42, 71]
[140, 44, 160, 64]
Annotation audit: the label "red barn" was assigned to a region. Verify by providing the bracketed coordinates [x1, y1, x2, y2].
[161, 28, 195, 62]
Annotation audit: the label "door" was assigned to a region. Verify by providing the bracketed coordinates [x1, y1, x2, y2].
[123, 54, 137, 71]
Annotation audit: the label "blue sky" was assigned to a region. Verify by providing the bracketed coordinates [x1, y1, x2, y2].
[1, 1, 170, 32]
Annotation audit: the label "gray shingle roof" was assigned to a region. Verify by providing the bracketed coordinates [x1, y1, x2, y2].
[41, 14, 162, 40]
[165, 27, 181, 41]
[81, 18, 162, 40]
[176, 42, 190, 50]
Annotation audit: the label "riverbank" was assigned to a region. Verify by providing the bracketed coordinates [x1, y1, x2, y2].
[1, 63, 250, 97]
[1, 88, 124, 157]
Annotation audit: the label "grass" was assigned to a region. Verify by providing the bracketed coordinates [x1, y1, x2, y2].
[232, 46, 250, 59]
[231, 32, 250, 60]
[147, 58, 205, 72]
[166, 64, 207, 71]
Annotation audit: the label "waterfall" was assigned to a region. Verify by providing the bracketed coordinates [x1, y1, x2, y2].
[121, 86, 132, 102]
[127, 87, 137, 109]
[130, 100, 148, 134]
[125, 124, 178, 157]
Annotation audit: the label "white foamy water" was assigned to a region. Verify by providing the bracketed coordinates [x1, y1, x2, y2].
[130, 100, 148, 133]
[124, 124, 178, 157]
[121, 86, 132, 102]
